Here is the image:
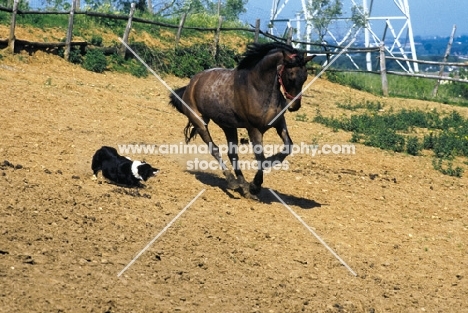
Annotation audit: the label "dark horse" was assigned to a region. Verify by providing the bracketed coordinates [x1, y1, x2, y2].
[169, 42, 314, 199]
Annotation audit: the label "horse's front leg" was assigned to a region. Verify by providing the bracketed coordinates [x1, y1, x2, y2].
[248, 128, 265, 195]
[273, 117, 293, 162]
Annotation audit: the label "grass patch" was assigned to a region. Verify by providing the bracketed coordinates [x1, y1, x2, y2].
[314, 104, 468, 176]
[432, 158, 464, 178]
[336, 99, 384, 111]
[327, 71, 468, 107]
[295, 113, 308, 122]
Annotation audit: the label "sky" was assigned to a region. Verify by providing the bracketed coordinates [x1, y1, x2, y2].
[241, 0, 468, 38]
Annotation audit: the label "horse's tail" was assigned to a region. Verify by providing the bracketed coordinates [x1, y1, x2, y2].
[170, 86, 198, 143]
[183, 121, 198, 144]
[169, 86, 187, 114]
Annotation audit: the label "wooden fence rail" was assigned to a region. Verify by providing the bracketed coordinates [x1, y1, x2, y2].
[386, 56, 468, 67]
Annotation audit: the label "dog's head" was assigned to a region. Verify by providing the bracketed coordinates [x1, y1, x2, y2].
[137, 163, 160, 181]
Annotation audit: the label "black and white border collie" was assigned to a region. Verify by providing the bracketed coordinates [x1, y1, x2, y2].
[91, 146, 159, 187]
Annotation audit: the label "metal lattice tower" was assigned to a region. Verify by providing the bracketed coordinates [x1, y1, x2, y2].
[269, 0, 419, 72]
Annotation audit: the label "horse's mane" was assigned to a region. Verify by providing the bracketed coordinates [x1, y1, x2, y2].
[237, 42, 303, 70]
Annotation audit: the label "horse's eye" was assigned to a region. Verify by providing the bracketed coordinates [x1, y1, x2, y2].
[288, 69, 297, 78]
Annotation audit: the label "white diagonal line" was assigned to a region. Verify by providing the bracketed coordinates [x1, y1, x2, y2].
[268, 38, 356, 126]
[118, 38, 206, 125]
[268, 189, 357, 276]
[117, 189, 206, 277]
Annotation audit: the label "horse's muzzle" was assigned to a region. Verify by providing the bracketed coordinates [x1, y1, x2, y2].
[287, 98, 301, 112]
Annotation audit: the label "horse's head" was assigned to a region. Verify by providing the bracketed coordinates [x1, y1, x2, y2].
[278, 52, 315, 112]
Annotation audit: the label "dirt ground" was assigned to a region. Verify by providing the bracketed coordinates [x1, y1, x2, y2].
[1, 46, 468, 313]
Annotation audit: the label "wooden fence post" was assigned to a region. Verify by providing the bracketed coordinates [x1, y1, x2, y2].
[379, 43, 389, 97]
[432, 25, 457, 98]
[121, 3, 136, 57]
[254, 19, 260, 43]
[175, 13, 187, 47]
[8, 0, 19, 54]
[64, 0, 77, 61]
[286, 27, 293, 45]
[212, 15, 223, 57]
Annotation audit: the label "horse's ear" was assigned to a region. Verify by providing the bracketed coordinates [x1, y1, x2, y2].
[282, 51, 296, 61]
[304, 54, 316, 63]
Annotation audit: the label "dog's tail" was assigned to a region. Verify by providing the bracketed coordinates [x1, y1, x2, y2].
[91, 146, 118, 175]
[169, 86, 187, 114]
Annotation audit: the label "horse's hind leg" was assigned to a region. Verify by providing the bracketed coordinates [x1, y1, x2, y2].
[222, 128, 256, 198]
[188, 119, 238, 190]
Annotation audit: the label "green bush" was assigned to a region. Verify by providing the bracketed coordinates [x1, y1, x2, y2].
[170, 44, 214, 77]
[105, 42, 240, 78]
[364, 128, 405, 152]
[90, 35, 103, 47]
[58, 46, 83, 64]
[69, 48, 83, 64]
[350, 131, 362, 143]
[108, 53, 128, 73]
[406, 136, 422, 156]
[107, 53, 147, 78]
[448, 68, 468, 99]
[424, 129, 468, 160]
[432, 158, 464, 178]
[82, 49, 107, 73]
[423, 132, 435, 150]
[432, 132, 464, 159]
[215, 45, 241, 68]
[129, 61, 148, 78]
[129, 42, 169, 74]
[168, 43, 241, 78]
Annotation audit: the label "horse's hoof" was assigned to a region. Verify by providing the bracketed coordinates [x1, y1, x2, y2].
[236, 183, 259, 200]
[244, 192, 259, 201]
[249, 182, 262, 195]
[227, 180, 240, 190]
[223, 170, 240, 190]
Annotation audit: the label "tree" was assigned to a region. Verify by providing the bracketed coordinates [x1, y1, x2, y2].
[350, 4, 366, 28]
[306, 0, 342, 43]
[182, 0, 206, 13]
[120, 0, 147, 13]
[222, 0, 247, 21]
[187, 0, 247, 20]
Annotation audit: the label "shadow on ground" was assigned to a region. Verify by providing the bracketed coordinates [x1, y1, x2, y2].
[188, 171, 323, 209]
